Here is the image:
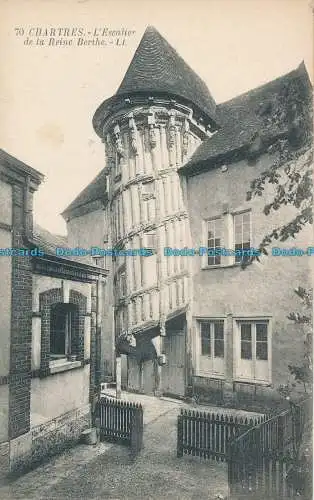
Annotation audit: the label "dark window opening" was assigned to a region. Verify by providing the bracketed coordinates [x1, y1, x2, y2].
[50, 303, 79, 360]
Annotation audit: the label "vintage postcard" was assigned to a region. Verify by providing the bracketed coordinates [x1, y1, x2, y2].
[0, 0, 313, 498]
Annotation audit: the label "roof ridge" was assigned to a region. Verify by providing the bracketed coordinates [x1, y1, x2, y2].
[217, 62, 308, 108]
[61, 167, 108, 218]
[180, 62, 312, 174]
[0, 148, 44, 182]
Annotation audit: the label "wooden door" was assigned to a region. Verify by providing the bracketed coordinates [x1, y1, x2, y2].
[142, 360, 155, 394]
[163, 330, 186, 396]
[128, 356, 140, 391]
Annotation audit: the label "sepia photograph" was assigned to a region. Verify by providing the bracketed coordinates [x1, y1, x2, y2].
[0, 0, 313, 498]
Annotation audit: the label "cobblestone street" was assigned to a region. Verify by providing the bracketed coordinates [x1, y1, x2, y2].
[0, 394, 262, 500]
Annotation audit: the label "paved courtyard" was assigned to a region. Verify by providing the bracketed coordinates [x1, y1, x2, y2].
[0, 393, 262, 500]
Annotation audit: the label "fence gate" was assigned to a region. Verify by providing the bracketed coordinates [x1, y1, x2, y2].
[99, 397, 144, 458]
[228, 398, 312, 499]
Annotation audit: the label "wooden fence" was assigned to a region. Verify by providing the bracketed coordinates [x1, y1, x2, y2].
[228, 452, 296, 499]
[177, 409, 265, 461]
[228, 398, 312, 499]
[99, 397, 144, 458]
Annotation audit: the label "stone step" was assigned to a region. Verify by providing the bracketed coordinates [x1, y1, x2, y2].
[100, 381, 116, 391]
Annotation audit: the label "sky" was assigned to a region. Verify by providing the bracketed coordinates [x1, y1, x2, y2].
[1, 0, 313, 235]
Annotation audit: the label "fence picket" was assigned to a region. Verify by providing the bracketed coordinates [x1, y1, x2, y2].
[227, 397, 312, 499]
[221, 414, 225, 456]
[98, 397, 143, 457]
[177, 408, 256, 463]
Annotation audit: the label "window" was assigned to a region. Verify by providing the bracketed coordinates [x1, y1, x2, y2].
[240, 322, 269, 362]
[116, 270, 127, 298]
[201, 322, 211, 355]
[131, 300, 137, 325]
[202, 210, 252, 268]
[50, 303, 78, 360]
[141, 232, 157, 287]
[142, 182, 156, 223]
[144, 232, 156, 250]
[113, 155, 122, 180]
[199, 320, 225, 377]
[240, 323, 252, 359]
[103, 209, 109, 243]
[115, 306, 127, 336]
[141, 181, 155, 198]
[207, 219, 222, 266]
[234, 212, 251, 264]
[256, 323, 268, 361]
[235, 320, 270, 383]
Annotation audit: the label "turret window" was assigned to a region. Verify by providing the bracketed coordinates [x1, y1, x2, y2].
[141, 232, 157, 287]
[141, 180, 155, 198]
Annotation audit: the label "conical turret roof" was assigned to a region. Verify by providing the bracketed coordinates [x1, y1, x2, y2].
[93, 26, 217, 134]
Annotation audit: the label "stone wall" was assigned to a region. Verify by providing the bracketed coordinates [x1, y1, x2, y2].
[9, 404, 90, 476]
[31, 404, 90, 467]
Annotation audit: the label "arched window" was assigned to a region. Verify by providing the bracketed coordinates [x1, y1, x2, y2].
[50, 303, 79, 359]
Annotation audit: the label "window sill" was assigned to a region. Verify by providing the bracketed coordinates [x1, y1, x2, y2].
[49, 360, 82, 374]
[201, 263, 247, 270]
[196, 373, 225, 380]
[233, 379, 271, 387]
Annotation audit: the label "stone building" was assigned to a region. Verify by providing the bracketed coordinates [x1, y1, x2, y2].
[65, 26, 312, 407]
[0, 149, 107, 478]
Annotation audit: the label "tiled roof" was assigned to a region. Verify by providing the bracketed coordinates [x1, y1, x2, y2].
[180, 62, 312, 175]
[32, 224, 108, 276]
[0, 149, 44, 183]
[32, 223, 67, 255]
[117, 26, 216, 118]
[93, 26, 217, 133]
[62, 168, 108, 220]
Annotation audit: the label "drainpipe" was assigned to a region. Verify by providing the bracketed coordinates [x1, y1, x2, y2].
[116, 355, 121, 399]
[113, 305, 122, 399]
[96, 274, 103, 389]
[22, 175, 33, 243]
